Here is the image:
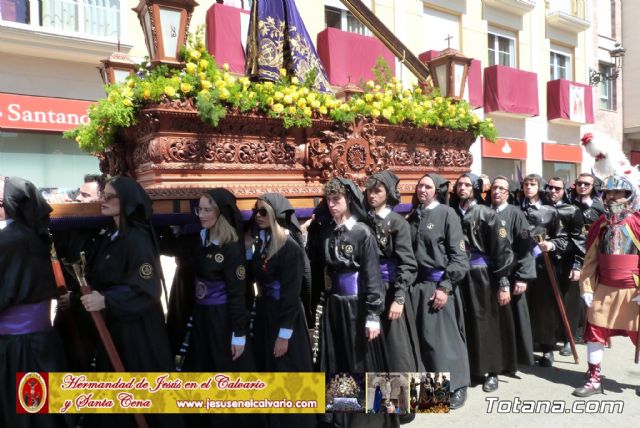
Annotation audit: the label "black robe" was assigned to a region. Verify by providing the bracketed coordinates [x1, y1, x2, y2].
[367, 209, 423, 372]
[552, 201, 586, 341]
[84, 227, 182, 428]
[520, 200, 569, 350]
[573, 197, 605, 230]
[493, 204, 536, 365]
[0, 221, 69, 428]
[318, 219, 388, 373]
[456, 203, 517, 377]
[407, 203, 470, 391]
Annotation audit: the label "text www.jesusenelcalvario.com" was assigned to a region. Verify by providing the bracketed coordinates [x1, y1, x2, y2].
[176, 398, 319, 410]
[486, 397, 624, 414]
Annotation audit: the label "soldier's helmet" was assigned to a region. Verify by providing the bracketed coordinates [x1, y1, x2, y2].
[602, 174, 637, 217]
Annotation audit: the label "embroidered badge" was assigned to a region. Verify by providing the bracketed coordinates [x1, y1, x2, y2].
[426, 223, 434, 230]
[206, 253, 213, 259]
[459, 240, 466, 251]
[195, 281, 207, 300]
[501, 220, 506, 227]
[520, 230, 529, 239]
[215, 253, 224, 263]
[344, 244, 354, 255]
[236, 265, 246, 280]
[139, 263, 153, 279]
[380, 236, 388, 245]
[499, 227, 507, 239]
[105, 254, 110, 260]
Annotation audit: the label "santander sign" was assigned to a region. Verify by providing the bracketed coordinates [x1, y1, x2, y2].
[0, 93, 92, 133]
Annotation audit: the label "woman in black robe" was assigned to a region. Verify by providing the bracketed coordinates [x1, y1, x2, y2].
[251, 193, 314, 428]
[406, 173, 470, 410]
[80, 176, 182, 428]
[0, 176, 70, 428]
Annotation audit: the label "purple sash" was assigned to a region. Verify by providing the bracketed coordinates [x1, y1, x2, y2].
[262, 281, 281, 300]
[194, 277, 227, 305]
[330, 272, 359, 296]
[469, 251, 490, 267]
[532, 244, 542, 258]
[0, 301, 51, 335]
[417, 267, 445, 283]
[379, 258, 397, 283]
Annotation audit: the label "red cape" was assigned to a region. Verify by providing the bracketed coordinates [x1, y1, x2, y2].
[586, 210, 640, 250]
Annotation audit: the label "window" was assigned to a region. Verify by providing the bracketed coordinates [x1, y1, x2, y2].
[488, 28, 516, 67]
[324, 5, 368, 36]
[423, 7, 460, 51]
[482, 158, 524, 183]
[543, 162, 577, 185]
[1, 0, 121, 39]
[599, 63, 614, 110]
[550, 48, 572, 80]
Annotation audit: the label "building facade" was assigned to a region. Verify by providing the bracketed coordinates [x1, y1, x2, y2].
[0, 0, 626, 190]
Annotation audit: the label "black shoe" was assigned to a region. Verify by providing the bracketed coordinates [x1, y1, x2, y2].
[539, 351, 554, 367]
[482, 374, 498, 392]
[559, 342, 572, 356]
[450, 387, 467, 410]
[399, 413, 415, 424]
[572, 381, 604, 397]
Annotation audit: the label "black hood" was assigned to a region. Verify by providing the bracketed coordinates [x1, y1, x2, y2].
[203, 187, 243, 238]
[367, 170, 401, 207]
[109, 176, 153, 230]
[521, 174, 548, 204]
[413, 173, 450, 207]
[260, 193, 303, 246]
[451, 172, 484, 206]
[2, 176, 52, 243]
[335, 177, 367, 221]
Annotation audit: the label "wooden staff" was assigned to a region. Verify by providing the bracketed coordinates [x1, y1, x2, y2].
[535, 235, 579, 364]
[72, 252, 149, 428]
[50, 240, 68, 294]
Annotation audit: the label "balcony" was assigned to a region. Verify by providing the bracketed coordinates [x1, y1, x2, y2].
[0, 0, 130, 63]
[317, 27, 395, 87]
[484, 65, 539, 117]
[419, 50, 483, 109]
[547, 79, 594, 125]
[483, 0, 537, 16]
[205, 3, 250, 75]
[546, 0, 591, 33]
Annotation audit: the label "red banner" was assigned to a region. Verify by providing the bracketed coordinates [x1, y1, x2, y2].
[0, 93, 92, 133]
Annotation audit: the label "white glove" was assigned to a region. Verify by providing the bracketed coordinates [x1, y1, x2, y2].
[632, 295, 640, 306]
[582, 293, 593, 308]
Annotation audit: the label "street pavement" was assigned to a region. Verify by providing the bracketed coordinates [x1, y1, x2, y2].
[409, 337, 640, 427]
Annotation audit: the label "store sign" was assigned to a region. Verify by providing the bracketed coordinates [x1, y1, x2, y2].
[0, 93, 92, 133]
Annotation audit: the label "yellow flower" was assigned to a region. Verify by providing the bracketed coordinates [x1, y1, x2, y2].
[198, 72, 207, 80]
[274, 91, 284, 101]
[143, 89, 151, 99]
[164, 86, 176, 97]
[307, 93, 317, 102]
[180, 83, 192, 94]
[423, 100, 432, 109]
[382, 108, 393, 119]
[288, 106, 297, 115]
[297, 98, 307, 108]
[126, 79, 135, 88]
[372, 101, 382, 110]
[437, 120, 443, 127]
[415, 87, 423, 95]
[199, 59, 209, 70]
[311, 100, 321, 109]
[190, 50, 201, 60]
[291, 76, 300, 85]
[273, 103, 284, 114]
[200, 80, 212, 90]
[283, 94, 293, 105]
[266, 97, 274, 106]
[319, 106, 328, 115]
[223, 63, 229, 71]
[122, 98, 133, 107]
[303, 107, 312, 117]
[371, 109, 381, 118]
[264, 81, 274, 90]
[366, 80, 375, 89]
[198, 89, 209, 98]
[471, 117, 478, 125]
[364, 93, 374, 102]
[279, 68, 287, 77]
[219, 88, 230, 100]
[186, 63, 197, 74]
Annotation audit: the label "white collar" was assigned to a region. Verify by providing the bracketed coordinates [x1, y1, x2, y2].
[494, 202, 509, 213]
[336, 216, 357, 231]
[371, 206, 392, 219]
[578, 195, 593, 207]
[425, 200, 440, 210]
[0, 219, 14, 230]
[200, 228, 220, 246]
[458, 200, 476, 215]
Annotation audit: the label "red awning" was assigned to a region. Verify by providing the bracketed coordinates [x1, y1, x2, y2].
[317, 27, 395, 87]
[0, 93, 92, 133]
[484, 65, 539, 117]
[547, 79, 594, 124]
[482, 138, 527, 159]
[631, 151, 640, 166]
[206, 3, 249, 74]
[542, 143, 583, 163]
[419, 50, 483, 108]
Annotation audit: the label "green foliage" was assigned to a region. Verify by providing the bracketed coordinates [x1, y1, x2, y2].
[66, 28, 497, 153]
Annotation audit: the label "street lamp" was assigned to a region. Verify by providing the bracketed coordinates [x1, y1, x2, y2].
[133, 0, 199, 67]
[589, 43, 626, 86]
[98, 52, 137, 86]
[426, 48, 472, 101]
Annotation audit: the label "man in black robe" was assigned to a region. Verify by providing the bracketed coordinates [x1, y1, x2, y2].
[407, 173, 470, 409]
[364, 171, 422, 372]
[520, 174, 568, 367]
[572, 173, 605, 229]
[452, 173, 515, 392]
[545, 178, 586, 357]
[489, 177, 536, 367]
[0, 176, 70, 428]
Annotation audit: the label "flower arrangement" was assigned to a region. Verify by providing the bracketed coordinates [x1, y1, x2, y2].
[65, 27, 497, 153]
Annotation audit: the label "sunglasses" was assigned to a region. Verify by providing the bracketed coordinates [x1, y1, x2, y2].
[547, 185, 563, 192]
[575, 181, 593, 187]
[253, 207, 268, 217]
